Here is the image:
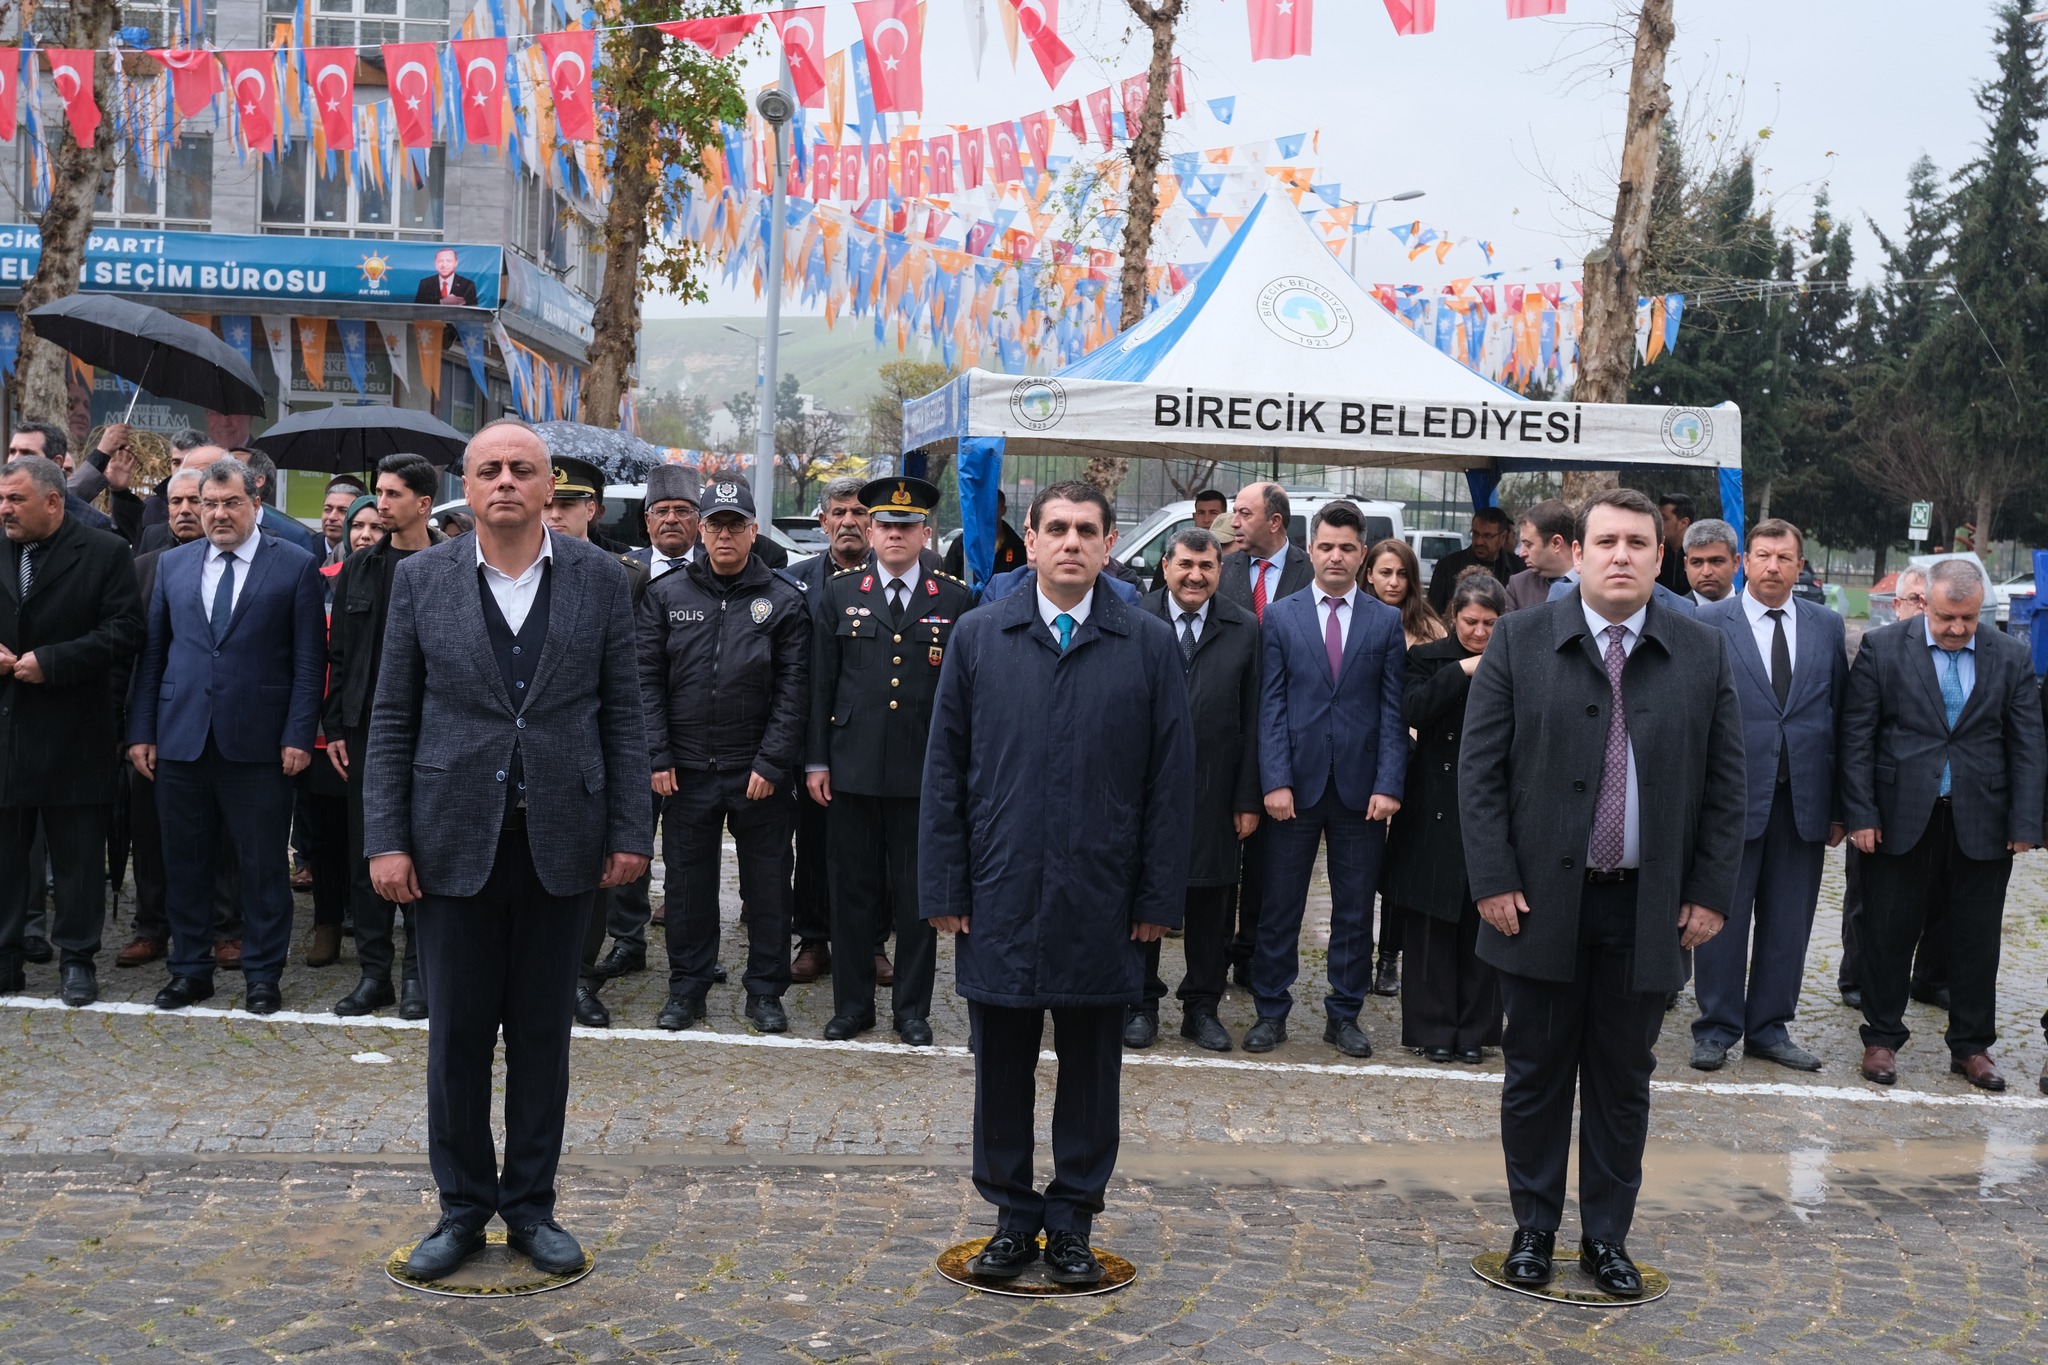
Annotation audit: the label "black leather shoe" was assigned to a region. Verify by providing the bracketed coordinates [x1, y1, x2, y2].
[23, 935, 52, 965]
[59, 963, 97, 1007]
[712, 963, 729, 984]
[895, 1017, 934, 1046]
[244, 982, 282, 1015]
[1456, 1048, 1485, 1064]
[823, 1012, 875, 1040]
[405, 1216, 486, 1281]
[591, 943, 646, 979]
[745, 994, 788, 1033]
[656, 992, 706, 1030]
[1324, 1016, 1373, 1058]
[1243, 1016, 1287, 1052]
[1502, 1227, 1554, 1287]
[508, 1219, 585, 1275]
[573, 986, 611, 1028]
[1122, 1009, 1159, 1049]
[333, 977, 395, 1017]
[1746, 1038, 1822, 1072]
[1180, 1008, 1232, 1052]
[1043, 1230, 1105, 1285]
[1689, 1038, 1729, 1071]
[1839, 987, 1863, 1009]
[1371, 952, 1400, 997]
[398, 977, 427, 1020]
[1423, 1044, 1454, 1063]
[1580, 1237, 1643, 1297]
[967, 1229, 1039, 1279]
[155, 975, 214, 1010]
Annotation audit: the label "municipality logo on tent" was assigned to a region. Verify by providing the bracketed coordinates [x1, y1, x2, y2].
[1660, 408, 1714, 459]
[1010, 378, 1067, 432]
[1257, 277, 1353, 350]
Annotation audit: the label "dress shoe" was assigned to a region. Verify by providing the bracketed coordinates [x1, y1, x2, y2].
[790, 940, 831, 983]
[290, 864, 315, 891]
[1580, 1237, 1644, 1297]
[1423, 1044, 1454, 1063]
[1324, 1016, 1373, 1058]
[1043, 1230, 1105, 1286]
[333, 977, 395, 1017]
[967, 1229, 1039, 1279]
[656, 992, 706, 1030]
[59, 963, 97, 1008]
[1952, 1052, 2006, 1091]
[1860, 1045, 1898, 1086]
[1180, 1008, 1233, 1052]
[712, 963, 729, 985]
[573, 986, 611, 1028]
[306, 924, 342, 968]
[213, 939, 243, 972]
[649, 903, 666, 929]
[115, 936, 166, 968]
[1839, 987, 1863, 1009]
[1371, 951, 1400, 997]
[745, 993, 788, 1033]
[1502, 1228, 1554, 1287]
[823, 1011, 875, 1040]
[1746, 1039, 1822, 1072]
[508, 1219, 586, 1275]
[875, 952, 895, 986]
[23, 935, 52, 965]
[404, 1217, 486, 1281]
[1122, 1009, 1159, 1049]
[591, 943, 646, 979]
[154, 975, 214, 1010]
[1456, 1047, 1485, 1064]
[1243, 1017, 1287, 1052]
[895, 1017, 934, 1046]
[1689, 1038, 1729, 1071]
[244, 982, 282, 1015]
[398, 977, 428, 1020]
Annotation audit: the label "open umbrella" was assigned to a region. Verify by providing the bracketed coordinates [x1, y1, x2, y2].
[533, 421, 663, 483]
[27, 293, 265, 418]
[251, 404, 469, 473]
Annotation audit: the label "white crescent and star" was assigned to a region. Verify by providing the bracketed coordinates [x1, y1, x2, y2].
[232, 66, 267, 117]
[52, 65, 80, 100]
[395, 60, 429, 111]
[780, 16, 815, 66]
[464, 56, 498, 109]
[872, 16, 909, 71]
[1015, 0, 1049, 39]
[315, 62, 349, 114]
[549, 47, 586, 93]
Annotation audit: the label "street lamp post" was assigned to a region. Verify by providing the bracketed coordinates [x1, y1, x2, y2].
[754, 0, 798, 510]
[1341, 189, 1426, 281]
[723, 322, 793, 439]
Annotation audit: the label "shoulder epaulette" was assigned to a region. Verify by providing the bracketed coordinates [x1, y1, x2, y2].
[772, 567, 808, 592]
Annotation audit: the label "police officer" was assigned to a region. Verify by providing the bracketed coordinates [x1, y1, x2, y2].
[805, 477, 972, 1046]
[542, 454, 630, 553]
[640, 478, 809, 1033]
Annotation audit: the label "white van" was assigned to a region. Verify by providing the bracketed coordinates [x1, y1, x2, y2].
[1116, 491, 1407, 592]
[1406, 527, 1469, 583]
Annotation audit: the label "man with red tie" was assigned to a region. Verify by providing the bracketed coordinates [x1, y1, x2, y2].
[413, 249, 479, 306]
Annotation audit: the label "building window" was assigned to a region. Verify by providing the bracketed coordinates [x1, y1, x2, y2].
[267, 0, 447, 48]
[92, 134, 212, 228]
[577, 229, 604, 299]
[35, 4, 215, 47]
[262, 142, 444, 239]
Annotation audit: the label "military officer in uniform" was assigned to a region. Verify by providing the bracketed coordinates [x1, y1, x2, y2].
[805, 477, 972, 1045]
[542, 455, 630, 554]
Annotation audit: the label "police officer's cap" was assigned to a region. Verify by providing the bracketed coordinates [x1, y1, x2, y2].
[549, 454, 603, 502]
[861, 475, 940, 524]
[699, 475, 757, 521]
[645, 463, 701, 509]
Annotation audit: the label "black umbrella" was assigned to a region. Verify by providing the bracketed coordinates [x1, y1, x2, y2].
[251, 403, 470, 474]
[534, 421, 664, 483]
[27, 293, 265, 418]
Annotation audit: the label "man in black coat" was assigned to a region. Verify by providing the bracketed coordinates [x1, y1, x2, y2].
[1425, 507, 1522, 613]
[1460, 488, 1744, 1299]
[1839, 558, 2046, 1093]
[1129, 525, 1260, 1052]
[7, 422, 118, 539]
[0, 456, 143, 1003]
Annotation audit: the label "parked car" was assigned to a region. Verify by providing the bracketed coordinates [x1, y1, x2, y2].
[1793, 563, 1826, 606]
[1994, 571, 2035, 625]
[1406, 528, 1468, 584]
[1867, 552, 1997, 630]
[1115, 492, 1408, 593]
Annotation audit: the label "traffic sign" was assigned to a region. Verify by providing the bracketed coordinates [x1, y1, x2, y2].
[1908, 501, 1933, 542]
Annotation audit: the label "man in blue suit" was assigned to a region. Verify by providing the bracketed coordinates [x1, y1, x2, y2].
[1690, 519, 1848, 1072]
[1248, 500, 1408, 1058]
[128, 455, 325, 1014]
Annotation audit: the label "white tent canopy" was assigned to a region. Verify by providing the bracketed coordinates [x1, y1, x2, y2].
[903, 193, 1740, 473]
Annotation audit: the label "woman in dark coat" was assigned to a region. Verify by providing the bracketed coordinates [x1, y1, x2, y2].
[1384, 573, 1509, 1061]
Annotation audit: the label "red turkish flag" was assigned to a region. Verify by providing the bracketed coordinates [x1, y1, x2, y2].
[1381, 0, 1433, 35]
[899, 139, 924, 198]
[1084, 86, 1113, 148]
[837, 144, 865, 199]
[1505, 0, 1565, 15]
[306, 48, 356, 150]
[1022, 114, 1051, 170]
[959, 126, 985, 189]
[809, 148, 834, 199]
[927, 133, 955, 192]
[654, 14, 763, 58]
[537, 31, 597, 141]
[0, 47, 18, 142]
[221, 51, 277, 152]
[1054, 100, 1083, 141]
[451, 37, 506, 146]
[854, 0, 923, 113]
[1168, 58, 1186, 116]
[149, 48, 219, 120]
[865, 143, 891, 205]
[383, 42, 438, 149]
[989, 123, 1021, 182]
[768, 7, 827, 108]
[1009, 0, 1074, 87]
[1248, 0, 1314, 59]
[1118, 73, 1148, 132]
[45, 49, 99, 146]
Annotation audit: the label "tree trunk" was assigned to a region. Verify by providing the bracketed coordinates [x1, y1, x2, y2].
[1082, 0, 1183, 505]
[18, 37, 119, 425]
[1974, 483, 1995, 551]
[582, 25, 666, 430]
[1565, 0, 1675, 504]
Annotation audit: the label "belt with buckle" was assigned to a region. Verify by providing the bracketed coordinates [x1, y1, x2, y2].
[1586, 867, 1636, 884]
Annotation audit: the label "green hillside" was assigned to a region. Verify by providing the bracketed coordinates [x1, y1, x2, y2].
[636, 317, 914, 413]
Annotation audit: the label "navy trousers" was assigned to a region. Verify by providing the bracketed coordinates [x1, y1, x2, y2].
[969, 1001, 1124, 1239]
[1254, 789, 1383, 1021]
[1692, 784, 1825, 1050]
[155, 739, 294, 984]
[663, 769, 793, 998]
[1860, 802, 2010, 1059]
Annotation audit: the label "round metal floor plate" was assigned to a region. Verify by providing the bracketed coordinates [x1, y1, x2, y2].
[1471, 1250, 1670, 1306]
[937, 1237, 1136, 1297]
[386, 1231, 595, 1297]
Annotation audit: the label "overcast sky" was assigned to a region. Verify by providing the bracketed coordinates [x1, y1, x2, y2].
[649, 0, 2008, 320]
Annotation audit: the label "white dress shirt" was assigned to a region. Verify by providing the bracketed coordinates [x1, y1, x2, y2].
[200, 533, 260, 616]
[1583, 599, 1646, 869]
[477, 529, 554, 633]
[1742, 588, 1798, 689]
[1315, 584, 1359, 652]
[879, 561, 923, 611]
[1171, 595, 1211, 643]
[1248, 541, 1291, 602]
[649, 545, 696, 579]
[1037, 582, 1093, 633]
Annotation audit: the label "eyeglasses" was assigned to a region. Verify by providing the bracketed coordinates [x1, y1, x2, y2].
[1898, 593, 1928, 608]
[700, 520, 752, 538]
[648, 506, 698, 523]
[200, 497, 250, 513]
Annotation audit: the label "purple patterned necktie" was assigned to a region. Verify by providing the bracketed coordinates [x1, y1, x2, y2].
[1323, 596, 1345, 681]
[1589, 622, 1630, 870]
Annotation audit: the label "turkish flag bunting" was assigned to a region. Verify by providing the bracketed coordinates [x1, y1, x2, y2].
[1118, 73, 1148, 132]
[837, 144, 865, 199]
[1084, 86, 1113, 149]
[864, 142, 890, 206]
[989, 122, 1022, 182]
[654, 14, 763, 59]
[221, 51, 277, 152]
[898, 139, 923, 198]
[451, 37, 506, 146]
[959, 126, 985, 189]
[1022, 113, 1051, 170]
[809, 149, 834, 199]
[768, 7, 827, 108]
[149, 48, 219, 120]
[0, 48, 18, 142]
[306, 48, 356, 150]
[1008, 0, 1074, 87]
[854, 0, 923, 113]
[1381, 0, 1433, 35]
[537, 31, 597, 141]
[1168, 57, 1186, 116]
[928, 133, 955, 192]
[383, 42, 439, 148]
[46, 49, 99, 146]
[1053, 99, 1084, 141]
[1505, 0, 1565, 15]
[1248, 0, 1314, 59]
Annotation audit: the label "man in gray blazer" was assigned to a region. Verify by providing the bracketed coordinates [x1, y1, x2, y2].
[1839, 558, 2044, 1093]
[1690, 519, 1848, 1072]
[1461, 488, 1744, 1298]
[364, 419, 651, 1283]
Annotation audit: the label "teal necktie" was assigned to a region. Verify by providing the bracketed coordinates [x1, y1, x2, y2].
[1938, 648, 1966, 796]
[1054, 611, 1074, 651]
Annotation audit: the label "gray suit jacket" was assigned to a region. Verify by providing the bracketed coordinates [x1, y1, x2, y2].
[1837, 619, 2045, 861]
[1459, 590, 1746, 991]
[361, 531, 652, 898]
[1698, 593, 1848, 842]
[1218, 546, 1311, 617]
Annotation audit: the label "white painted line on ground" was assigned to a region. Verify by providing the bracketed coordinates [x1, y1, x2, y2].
[6, 993, 2045, 1111]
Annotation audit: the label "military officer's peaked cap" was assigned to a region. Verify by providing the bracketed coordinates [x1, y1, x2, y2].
[549, 454, 604, 502]
[861, 475, 941, 524]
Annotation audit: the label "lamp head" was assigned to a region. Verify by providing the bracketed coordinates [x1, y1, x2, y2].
[756, 88, 794, 126]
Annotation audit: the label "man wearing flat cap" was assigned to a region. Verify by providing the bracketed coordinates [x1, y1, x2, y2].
[805, 477, 974, 1045]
